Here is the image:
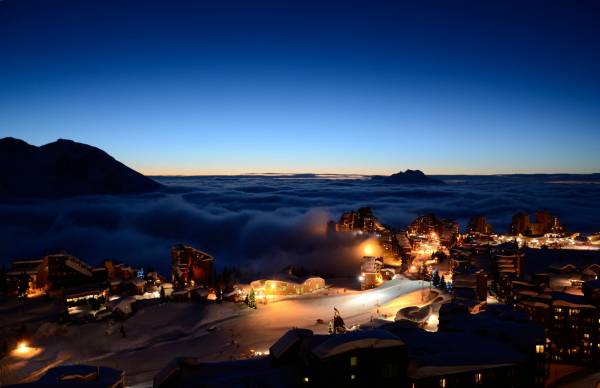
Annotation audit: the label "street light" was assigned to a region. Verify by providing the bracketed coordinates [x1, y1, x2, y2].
[16, 341, 30, 354]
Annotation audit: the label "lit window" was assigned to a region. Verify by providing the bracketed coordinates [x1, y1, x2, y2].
[536, 345, 544, 354]
[303, 377, 309, 383]
[584, 333, 590, 339]
[440, 378, 447, 388]
[475, 373, 483, 384]
[350, 356, 358, 367]
[350, 374, 356, 380]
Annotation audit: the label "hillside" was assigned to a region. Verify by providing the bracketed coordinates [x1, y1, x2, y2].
[0, 137, 163, 198]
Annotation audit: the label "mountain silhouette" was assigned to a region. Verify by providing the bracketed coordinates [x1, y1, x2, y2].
[0, 137, 163, 198]
[376, 169, 444, 185]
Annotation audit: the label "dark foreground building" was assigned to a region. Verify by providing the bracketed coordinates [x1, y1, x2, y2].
[155, 329, 408, 387]
[154, 304, 545, 387]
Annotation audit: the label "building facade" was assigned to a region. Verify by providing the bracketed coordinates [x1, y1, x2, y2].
[171, 244, 215, 288]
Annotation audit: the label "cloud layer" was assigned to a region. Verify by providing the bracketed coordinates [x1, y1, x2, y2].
[1, 175, 599, 276]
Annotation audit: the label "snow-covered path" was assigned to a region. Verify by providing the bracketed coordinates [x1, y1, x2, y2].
[1, 276, 431, 386]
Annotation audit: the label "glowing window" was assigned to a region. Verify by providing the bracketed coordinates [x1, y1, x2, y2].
[475, 373, 483, 384]
[440, 378, 447, 388]
[350, 356, 358, 367]
[536, 345, 544, 354]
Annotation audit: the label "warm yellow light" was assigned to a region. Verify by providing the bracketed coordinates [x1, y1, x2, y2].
[364, 245, 374, 256]
[12, 340, 41, 358]
[16, 341, 29, 354]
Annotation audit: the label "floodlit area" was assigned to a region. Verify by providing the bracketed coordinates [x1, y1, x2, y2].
[11, 341, 42, 359]
[0, 276, 436, 386]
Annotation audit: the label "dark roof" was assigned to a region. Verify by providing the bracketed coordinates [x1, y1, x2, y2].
[270, 328, 313, 360]
[154, 356, 296, 388]
[523, 248, 600, 277]
[551, 291, 597, 308]
[382, 305, 543, 371]
[583, 279, 600, 289]
[310, 330, 404, 360]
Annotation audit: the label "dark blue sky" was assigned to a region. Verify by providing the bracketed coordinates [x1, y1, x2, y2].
[1, 0, 599, 174]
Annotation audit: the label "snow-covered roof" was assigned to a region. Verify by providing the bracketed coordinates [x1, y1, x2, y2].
[270, 328, 313, 361]
[551, 292, 597, 309]
[311, 330, 404, 360]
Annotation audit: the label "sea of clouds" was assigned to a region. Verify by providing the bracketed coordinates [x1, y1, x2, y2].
[1, 175, 599, 276]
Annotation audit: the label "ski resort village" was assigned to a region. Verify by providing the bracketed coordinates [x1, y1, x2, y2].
[1, 208, 600, 387]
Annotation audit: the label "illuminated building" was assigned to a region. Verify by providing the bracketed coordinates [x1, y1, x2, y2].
[409, 214, 459, 248]
[467, 215, 493, 235]
[408, 214, 439, 237]
[360, 256, 383, 290]
[396, 230, 412, 256]
[512, 282, 600, 366]
[378, 228, 401, 258]
[170, 244, 215, 288]
[250, 276, 325, 296]
[64, 284, 109, 318]
[452, 269, 487, 303]
[510, 210, 566, 237]
[7, 254, 96, 296]
[335, 207, 380, 233]
[490, 246, 600, 366]
[6, 259, 45, 297]
[491, 250, 525, 302]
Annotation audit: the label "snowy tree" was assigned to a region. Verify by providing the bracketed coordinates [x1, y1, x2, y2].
[327, 320, 334, 334]
[432, 270, 440, 287]
[247, 288, 257, 309]
[439, 275, 447, 290]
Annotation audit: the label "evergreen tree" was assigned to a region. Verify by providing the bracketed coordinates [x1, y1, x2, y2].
[432, 270, 440, 287]
[160, 286, 165, 299]
[247, 288, 257, 309]
[439, 275, 447, 290]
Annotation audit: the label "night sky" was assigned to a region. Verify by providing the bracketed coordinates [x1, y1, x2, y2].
[1, 0, 599, 174]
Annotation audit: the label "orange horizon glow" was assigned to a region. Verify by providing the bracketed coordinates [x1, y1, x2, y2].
[134, 165, 597, 177]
